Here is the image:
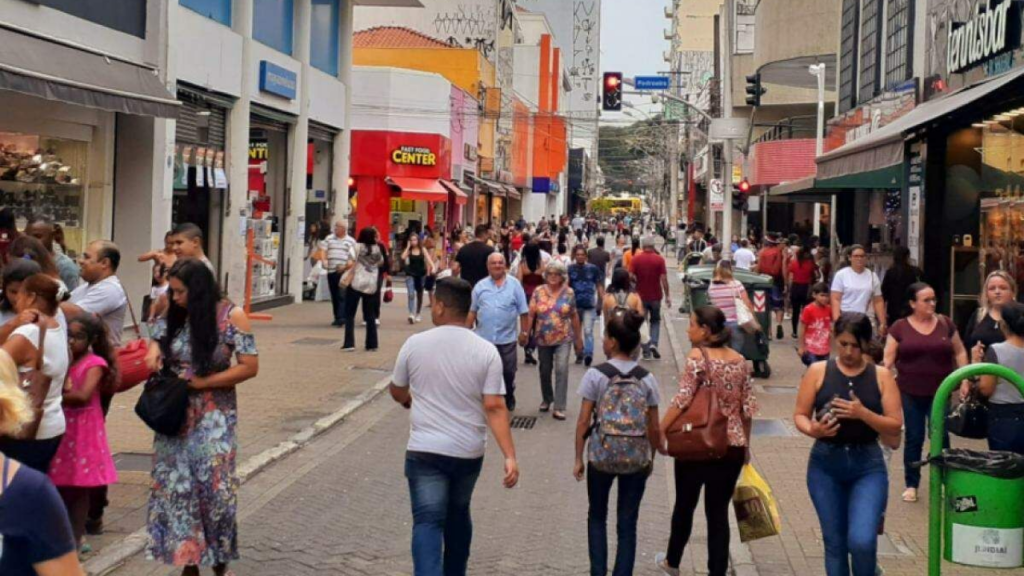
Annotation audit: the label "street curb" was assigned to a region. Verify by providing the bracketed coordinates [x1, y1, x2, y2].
[84, 375, 393, 576]
[664, 307, 760, 576]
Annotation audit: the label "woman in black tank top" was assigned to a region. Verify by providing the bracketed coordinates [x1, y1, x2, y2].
[794, 313, 902, 576]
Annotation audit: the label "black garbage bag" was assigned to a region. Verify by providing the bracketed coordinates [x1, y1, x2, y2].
[915, 448, 1024, 480]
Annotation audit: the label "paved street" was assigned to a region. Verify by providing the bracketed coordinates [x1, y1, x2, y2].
[92, 265, 1001, 576]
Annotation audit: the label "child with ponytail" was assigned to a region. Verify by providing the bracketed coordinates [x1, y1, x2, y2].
[48, 314, 119, 550]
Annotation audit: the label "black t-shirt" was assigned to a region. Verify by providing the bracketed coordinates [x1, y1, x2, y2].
[964, 312, 1006, 352]
[456, 241, 495, 287]
[587, 248, 611, 273]
[0, 463, 76, 574]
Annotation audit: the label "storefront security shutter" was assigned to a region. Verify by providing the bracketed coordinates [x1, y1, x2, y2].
[250, 104, 294, 131]
[175, 89, 228, 147]
[308, 121, 339, 142]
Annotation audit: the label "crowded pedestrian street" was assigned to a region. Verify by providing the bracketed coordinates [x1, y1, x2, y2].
[66, 268, 989, 576]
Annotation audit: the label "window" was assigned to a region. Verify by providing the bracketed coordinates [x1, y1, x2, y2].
[180, 0, 231, 25]
[884, 0, 913, 89]
[858, 0, 883, 103]
[30, 0, 146, 38]
[253, 0, 294, 55]
[839, 0, 860, 113]
[310, 0, 340, 75]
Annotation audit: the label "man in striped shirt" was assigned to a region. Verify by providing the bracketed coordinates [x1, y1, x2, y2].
[322, 220, 355, 327]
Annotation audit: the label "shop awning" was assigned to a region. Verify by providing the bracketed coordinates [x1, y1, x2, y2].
[0, 26, 180, 118]
[817, 65, 1024, 184]
[504, 185, 522, 200]
[439, 179, 469, 205]
[386, 176, 448, 202]
[467, 174, 506, 197]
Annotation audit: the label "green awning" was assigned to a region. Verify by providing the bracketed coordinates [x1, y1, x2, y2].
[815, 164, 902, 189]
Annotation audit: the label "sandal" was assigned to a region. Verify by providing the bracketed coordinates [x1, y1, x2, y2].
[552, 410, 567, 421]
[902, 488, 918, 503]
[539, 402, 550, 412]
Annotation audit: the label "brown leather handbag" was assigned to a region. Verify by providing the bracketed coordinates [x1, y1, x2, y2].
[665, 347, 730, 461]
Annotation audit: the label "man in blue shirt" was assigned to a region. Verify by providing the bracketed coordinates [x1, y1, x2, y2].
[569, 245, 605, 366]
[467, 253, 530, 411]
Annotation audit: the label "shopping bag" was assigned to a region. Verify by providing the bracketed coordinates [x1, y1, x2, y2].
[732, 464, 782, 542]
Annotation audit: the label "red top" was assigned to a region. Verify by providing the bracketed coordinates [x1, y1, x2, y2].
[631, 251, 667, 303]
[789, 258, 816, 285]
[510, 234, 524, 252]
[889, 315, 959, 397]
[800, 303, 833, 356]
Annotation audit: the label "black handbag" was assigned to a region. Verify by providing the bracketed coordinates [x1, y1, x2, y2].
[946, 385, 989, 440]
[135, 369, 190, 436]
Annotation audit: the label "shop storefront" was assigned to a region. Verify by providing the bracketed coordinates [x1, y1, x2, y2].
[173, 86, 231, 274]
[350, 130, 457, 247]
[248, 108, 293, 303]
[307, 122, 339, 228]
[0, 26, 178, 265]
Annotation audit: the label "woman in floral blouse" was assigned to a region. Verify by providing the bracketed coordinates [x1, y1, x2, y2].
[656, 305, 755, 576]
[144, 259, 259, 576]
[523, 260, 582, 420]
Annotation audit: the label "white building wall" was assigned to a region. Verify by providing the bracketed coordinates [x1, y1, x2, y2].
[173, 7, 244, 96]
[350, 67, 453, 138]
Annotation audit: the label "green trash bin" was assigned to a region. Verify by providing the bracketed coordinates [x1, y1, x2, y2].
[682, 265, 774, 378]
[939, 453, 1024, 568]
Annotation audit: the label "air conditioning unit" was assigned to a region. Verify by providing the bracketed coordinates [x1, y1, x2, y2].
[663, 51, 672, 63]
[664, 6, 673, 18]
[664, 29, 674, 40]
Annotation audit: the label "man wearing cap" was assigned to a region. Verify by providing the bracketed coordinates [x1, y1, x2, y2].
[629, 236, 671, 360]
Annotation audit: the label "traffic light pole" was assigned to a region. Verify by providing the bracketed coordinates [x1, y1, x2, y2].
[721, 0, 734, 261]
[669, 74, 680, 228]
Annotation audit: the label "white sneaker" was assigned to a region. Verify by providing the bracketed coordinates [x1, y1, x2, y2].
[376, 319, 381, 326]
[654, 553, 679, 576]
[408, 314, 415, 324]
[415, 315, 422, 323]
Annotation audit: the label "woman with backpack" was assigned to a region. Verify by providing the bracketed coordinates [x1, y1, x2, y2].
[574, 308, 661, 576]
[656, 306, 755, 576]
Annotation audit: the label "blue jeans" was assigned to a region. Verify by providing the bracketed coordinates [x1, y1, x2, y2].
[405, 451, 484, 576]
[587, 465, 649, 576]
[902, 393, 949, 489]
[406, 275, 425, 315]
[802, 352, 830, 366]
[988, 403, 1024, 455]
[807, 442, 888, 576]
[725, 321, 745, 353]
[578, 307, 597, 357]
[642, 301, 661, 351]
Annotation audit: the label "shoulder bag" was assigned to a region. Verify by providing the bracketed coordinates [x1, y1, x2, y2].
[117, 284, 150, 392]
[734, 283, 761, 334]
[134, 367, 190, 436]
[664, 347, 730, 461]
[13, 320, 49, 440]
[351, 246, 381, 295]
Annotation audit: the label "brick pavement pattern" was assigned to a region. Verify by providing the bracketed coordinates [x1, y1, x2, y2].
[102, 257, 1012, 575]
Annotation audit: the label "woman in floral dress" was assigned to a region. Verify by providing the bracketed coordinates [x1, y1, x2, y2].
[144, 259, 259, 576]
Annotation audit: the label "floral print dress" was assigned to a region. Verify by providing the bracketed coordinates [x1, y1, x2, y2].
[532, 285, 577, 347]
[147, 302, 257, 566]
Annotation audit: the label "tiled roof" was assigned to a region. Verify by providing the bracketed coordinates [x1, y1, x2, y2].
[353, 26, 453, 49]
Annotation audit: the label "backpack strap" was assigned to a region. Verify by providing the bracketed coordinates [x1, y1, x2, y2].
[594, 362, 622, 380]
[626, 366, 650, 380]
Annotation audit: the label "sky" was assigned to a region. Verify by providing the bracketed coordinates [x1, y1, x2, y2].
[599, 0, 673, 125]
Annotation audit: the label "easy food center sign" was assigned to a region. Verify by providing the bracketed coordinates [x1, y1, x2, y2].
[947, 0, 1021, 74]
[392, 146, 437, 167]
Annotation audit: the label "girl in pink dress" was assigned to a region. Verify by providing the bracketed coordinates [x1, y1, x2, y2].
[49, 314, 119, 549]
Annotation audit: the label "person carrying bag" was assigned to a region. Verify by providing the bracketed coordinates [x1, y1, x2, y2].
[656, 305, 755, 576]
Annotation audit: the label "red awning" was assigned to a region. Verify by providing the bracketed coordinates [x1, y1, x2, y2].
[386, 176, 448, 202]
[439, 179, 469, 205]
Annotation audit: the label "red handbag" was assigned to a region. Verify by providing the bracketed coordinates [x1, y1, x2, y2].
[383, 279, 394, 303]
[116, 287, 150, 392]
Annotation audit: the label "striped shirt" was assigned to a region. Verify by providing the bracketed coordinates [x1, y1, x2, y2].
[321, 233, 355, 270]
[707, 280, 744, 323]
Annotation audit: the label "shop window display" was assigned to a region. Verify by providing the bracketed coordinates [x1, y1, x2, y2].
[0, 132, 86, 255]
[978, 126, 1024, 291]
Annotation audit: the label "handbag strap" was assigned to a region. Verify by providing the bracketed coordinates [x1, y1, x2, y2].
[34, 318, 47, 371]
[696, 347, 713, 389]
[119, 278, 141, 339]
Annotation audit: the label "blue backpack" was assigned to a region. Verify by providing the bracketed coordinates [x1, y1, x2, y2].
[587, 363, 653, 474]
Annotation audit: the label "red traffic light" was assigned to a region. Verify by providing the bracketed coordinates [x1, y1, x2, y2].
[739, 178, 751, 193]
[605, 75, 620, 89]
[347, 177, 356, 188]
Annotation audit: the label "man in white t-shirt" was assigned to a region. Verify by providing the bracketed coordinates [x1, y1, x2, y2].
[71, 240, 128, 346]
[733, 239, 757, 270]
[390, 277, 519, 575]
[830, 246, 887, 336]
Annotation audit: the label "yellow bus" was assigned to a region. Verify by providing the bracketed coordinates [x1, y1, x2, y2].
[606, 197, 643, 215]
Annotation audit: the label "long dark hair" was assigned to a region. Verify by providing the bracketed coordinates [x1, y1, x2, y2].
[356, 227, 376, 248]
[20, 274, 60, 316]
[834, 312, 881, 362]
[523, 243, 541, 272]
[69, 314, 119, 394]
[9, 236, 58, 278]
[162, 259, 222, 377]
[1001, 301, 1024, 337]
[1, 259, 42, 312]
[796, 243, 812, 263]
[609, 268, 631, 294]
